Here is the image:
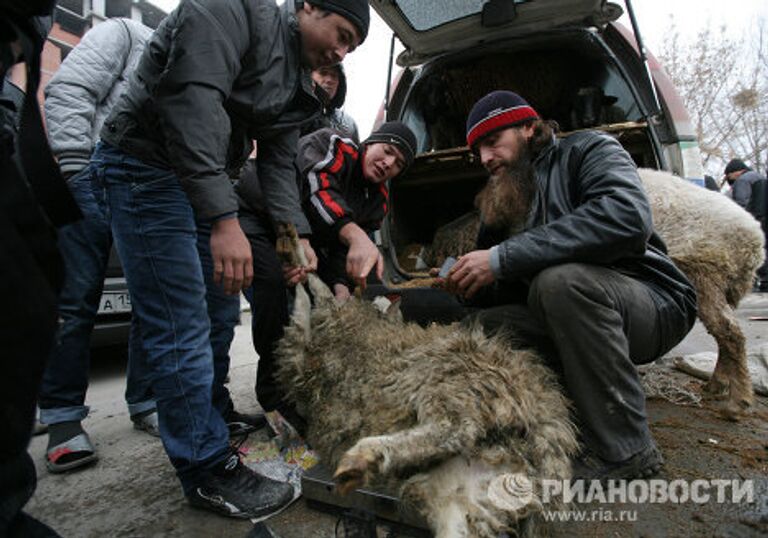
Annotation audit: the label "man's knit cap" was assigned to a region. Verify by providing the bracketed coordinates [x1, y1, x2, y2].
[308, 0, 370, 43]
[466, 90, 539, 148]
[724, 158, 749, 175]
[364, 121, 417, 169]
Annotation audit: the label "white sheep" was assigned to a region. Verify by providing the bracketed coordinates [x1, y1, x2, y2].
[273, 223, 579, 538]
[414, 168, 765, 418]
[638, 168, 765, 416]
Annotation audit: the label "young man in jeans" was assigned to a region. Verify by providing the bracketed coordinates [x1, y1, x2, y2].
[92, 0, 370, 519]
[40, 17, 158, 475]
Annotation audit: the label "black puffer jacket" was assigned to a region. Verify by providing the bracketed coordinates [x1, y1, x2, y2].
[101, 0, 320, 223]
[478, 131, 697, 341]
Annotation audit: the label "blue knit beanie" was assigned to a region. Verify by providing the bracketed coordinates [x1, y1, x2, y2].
[466, 91, 539, 148]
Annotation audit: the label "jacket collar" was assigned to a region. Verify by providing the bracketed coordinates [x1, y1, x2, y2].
[532, 132, 558, 165]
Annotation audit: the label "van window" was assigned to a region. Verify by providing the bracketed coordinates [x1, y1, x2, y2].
[395, 1, 486, 31]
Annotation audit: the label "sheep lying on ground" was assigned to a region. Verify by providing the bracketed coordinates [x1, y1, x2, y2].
[418, 168, 765, 417]
[637, 168, 765, 416]
[273, 223, 578, 538]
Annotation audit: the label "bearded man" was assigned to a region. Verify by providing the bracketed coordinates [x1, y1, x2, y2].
[443, 90, 698, 481]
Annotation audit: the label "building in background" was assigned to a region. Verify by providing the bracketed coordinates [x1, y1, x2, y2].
[10, 0, 167, 98]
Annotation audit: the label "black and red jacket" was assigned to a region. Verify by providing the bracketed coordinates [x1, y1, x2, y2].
[297, 128, 389, 288]
[297, 128, 388, 243]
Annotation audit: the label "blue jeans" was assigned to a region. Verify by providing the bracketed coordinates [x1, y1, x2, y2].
[93, 143, 229, 491]
[196, 223, 241, 417]
[38, 165, 155, 425]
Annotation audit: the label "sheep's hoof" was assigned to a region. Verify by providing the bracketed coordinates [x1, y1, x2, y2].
[334, 455, 370, 495]
[486, 473, 536, 514]
[704, 393, 752, 422]
[702, 376, 730, 401]
[703, 373, 753, 420]
[720, 391, 754, 421]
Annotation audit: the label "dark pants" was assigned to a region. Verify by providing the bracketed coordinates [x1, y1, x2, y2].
[757, 218, 768, 285]
[38, 165, 155, 424]
[464, 263, 688, 462]
[196, 222, 242, 417]
[239, 214, 292, 413]
[0, 453, 59, 537]
[0, 147, 62, 537]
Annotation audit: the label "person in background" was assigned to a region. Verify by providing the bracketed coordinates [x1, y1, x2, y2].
[723, 158, 763, 208]
[746, 174, 768, 292]
[1, 2, 79, 535]
[443, 90, 697, 481]
[302, 63, 359, 142]
[41, 17, 159, 475]
[93, 0, 370, 519]
[723, 158, 767, 291]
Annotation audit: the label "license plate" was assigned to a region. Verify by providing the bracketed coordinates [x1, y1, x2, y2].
[98, 292, 131, 314]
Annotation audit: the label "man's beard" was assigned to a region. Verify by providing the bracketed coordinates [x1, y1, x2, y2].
[474, 153, 537, 233]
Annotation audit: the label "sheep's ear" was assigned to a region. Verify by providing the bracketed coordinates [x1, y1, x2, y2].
[385, 295, 403, 322]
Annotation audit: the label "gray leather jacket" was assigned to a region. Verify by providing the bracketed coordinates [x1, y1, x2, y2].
[480, 131, 697, 344]
[101, 0, 320, 225]
[44, 18, 151, 176]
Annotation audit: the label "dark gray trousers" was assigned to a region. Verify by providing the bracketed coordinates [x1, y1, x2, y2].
[464, 263, 671, 462]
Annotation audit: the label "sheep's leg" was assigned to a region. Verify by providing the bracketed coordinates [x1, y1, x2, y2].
[695, 280, 754, 416]
[306, 273, 334, 305]
[403, 456, 538, 538]
[334, 419, 478, 495]
[275, 223, 335, 307]
[291, 282, 312, 345]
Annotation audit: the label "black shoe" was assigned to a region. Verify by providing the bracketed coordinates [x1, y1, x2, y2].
[226, 409, 267, 436]
[573, 441, 664, 481]
[187, 453, 294, 519]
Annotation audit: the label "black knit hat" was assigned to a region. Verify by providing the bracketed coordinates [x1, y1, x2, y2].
[724, 158, 749, 175]
[466, 90, 539, 148]
[363, 121, 417, 169]
[308, 0, 370, 43]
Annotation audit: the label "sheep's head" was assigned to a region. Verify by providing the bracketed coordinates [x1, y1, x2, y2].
[371, 295, 403, 323]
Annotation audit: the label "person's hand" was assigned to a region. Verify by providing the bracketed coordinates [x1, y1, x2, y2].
[282, 238, 318, 287]
[445, 250, 495, 299]
[346, 237, 382, 290]
[301, 238, 318, 272]
[339, 223, 383, 291]
[333, 283, 351, 302]
[282, 264, 304, 287]
[210, 217, 253, 295]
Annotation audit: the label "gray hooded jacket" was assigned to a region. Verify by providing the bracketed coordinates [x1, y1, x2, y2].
[101, 0, 320, 228]
[44, 18, 152, 176]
